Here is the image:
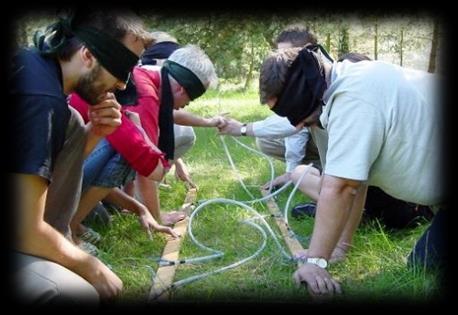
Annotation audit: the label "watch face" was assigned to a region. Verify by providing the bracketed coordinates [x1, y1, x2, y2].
[317, 258, 327, 268]
[307, 257, 328, 268]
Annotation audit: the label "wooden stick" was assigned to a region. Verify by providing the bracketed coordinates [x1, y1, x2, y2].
[149, 187, 197, 301]
[260, 188, 305, 267]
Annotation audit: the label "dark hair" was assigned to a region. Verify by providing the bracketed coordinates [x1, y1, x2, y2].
[275, 24, 318, 48]
[337, 52, 371, 63]
[57, 9, 150, 61]
[259, 47, 302, 104]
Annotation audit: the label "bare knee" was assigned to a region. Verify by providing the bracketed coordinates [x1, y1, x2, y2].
[291, 165, 313, 184]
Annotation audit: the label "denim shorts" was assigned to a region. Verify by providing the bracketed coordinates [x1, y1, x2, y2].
[82, 138, 136, 192]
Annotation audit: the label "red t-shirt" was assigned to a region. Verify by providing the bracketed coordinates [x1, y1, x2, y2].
[68, 66, 168, 177]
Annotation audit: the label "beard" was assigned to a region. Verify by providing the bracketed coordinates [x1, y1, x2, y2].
[74, 64, 106, 105]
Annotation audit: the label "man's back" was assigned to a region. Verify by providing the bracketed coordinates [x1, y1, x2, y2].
[322, 60, 442, 205]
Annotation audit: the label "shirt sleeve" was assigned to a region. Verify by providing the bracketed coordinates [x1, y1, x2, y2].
[68, 93, 90, 123]
[324, 95, 385, 181]
[69, 92, 167, 176]
[252, 114, 298, 138]
[284, 128, 309, 172]
[106, 113, 168, 177]
[12, 96, 70, 181]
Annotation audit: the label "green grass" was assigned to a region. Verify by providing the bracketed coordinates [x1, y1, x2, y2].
[89, 88, 442, 304]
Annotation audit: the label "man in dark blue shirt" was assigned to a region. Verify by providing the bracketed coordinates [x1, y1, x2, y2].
[9, 9, 150, 304]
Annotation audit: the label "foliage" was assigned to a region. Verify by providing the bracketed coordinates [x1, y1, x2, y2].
[87, 89, 441, 304]
[14, 11, 440, 81]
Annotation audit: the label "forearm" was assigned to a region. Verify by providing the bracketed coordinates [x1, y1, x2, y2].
[307, 175, 360, 260]
[15, 174, 98, 280]
[135, 175, 161, 222]
[174, 110, 214, 127]
[251, 116, 297, 138]
[106, 115, 166, 177]
[337, 184, 367, 249]
[83, 124, 103, 158]
[104, 188, 146, 217]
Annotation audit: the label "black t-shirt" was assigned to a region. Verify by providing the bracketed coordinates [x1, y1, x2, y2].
[10, 48, 70, 181]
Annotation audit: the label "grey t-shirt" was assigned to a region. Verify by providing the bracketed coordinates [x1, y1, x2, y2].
[318, 60, 442, 206]
[44, 106, 87, 239]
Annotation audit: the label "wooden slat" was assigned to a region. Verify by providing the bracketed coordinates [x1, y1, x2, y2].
[149, 188, 197, 301]
[260, 188, 305, 266]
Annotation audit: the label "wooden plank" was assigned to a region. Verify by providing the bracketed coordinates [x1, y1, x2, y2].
[260, 188, 305, 266]
[148, 187, 197, 301]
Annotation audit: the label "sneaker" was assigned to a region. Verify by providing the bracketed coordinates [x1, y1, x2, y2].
[79, 227, 101, 244]
[84, 202, 112, 226]
[78, 241, 99, 256]
[291, 202, 317, 219]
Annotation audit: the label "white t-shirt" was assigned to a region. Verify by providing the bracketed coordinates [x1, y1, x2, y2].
[252, 113, 309, 172]
[252, 114, 297, 138]
[319, 60, 442, 206]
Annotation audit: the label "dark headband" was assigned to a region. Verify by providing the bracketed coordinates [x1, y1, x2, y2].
[271, 45, 328, 126]
[34, 16, 139, 83]
[141, 41, 181, 65]
[163, 60, 206, 100]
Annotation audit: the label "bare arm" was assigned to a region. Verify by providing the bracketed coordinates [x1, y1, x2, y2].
[293, 175, 362, 296]
[14, 174, 122, 298]
[104, 188, 178, 238]
[83, 94, 122, 157]
[217, 118, 255, 137]
[308, 175, 361, 259]
[173, 110, 227, 128]
[331, 183, 367, 258]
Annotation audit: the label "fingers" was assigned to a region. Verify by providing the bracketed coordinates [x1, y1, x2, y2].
[292, 264, 342, 297]
[261, 181, 272, 190]
[293, 269, 303, 287]
[308, 276, 340, 296]
[167, 227, 180, 238]
[89, 99, 122, 128]
[146, 228, 153, 240]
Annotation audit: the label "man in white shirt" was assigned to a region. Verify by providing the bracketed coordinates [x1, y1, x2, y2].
[218, 24, 321, 187]
[259, 44, 445, 296]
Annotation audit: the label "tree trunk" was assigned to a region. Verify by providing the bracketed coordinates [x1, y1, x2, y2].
[428, 19, 439, 73]
[338, 26, 349, 57]
[399, 28, 404, 66]
[243, 35, 255, 91]
[374, 19, 378, 60]
[325, 33, 331, 52]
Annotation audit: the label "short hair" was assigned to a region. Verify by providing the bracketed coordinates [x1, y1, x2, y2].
[274, 24, 318, 48]
[337, 52, 371, 63]
[259, 47, 302, 104]
[58, 9, 151, 61]
[168, 44, 218, 89]
[150, 31, 178, 44]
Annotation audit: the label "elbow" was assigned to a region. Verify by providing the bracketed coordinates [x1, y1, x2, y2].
[321, 175, 362, 196]
[16, 220, 48, 253]
[147, 160, 165, 181]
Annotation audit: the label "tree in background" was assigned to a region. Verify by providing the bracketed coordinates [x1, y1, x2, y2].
[428, 19, 440, 73]
[338, 24, 350, 57]
[14, 11, 438, 86]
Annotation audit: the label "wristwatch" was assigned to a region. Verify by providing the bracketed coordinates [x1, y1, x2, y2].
[240, 124, 247, 136]
[306, 257, 328, 269]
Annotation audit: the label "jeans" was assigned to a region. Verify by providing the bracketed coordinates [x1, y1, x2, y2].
[407, 208, 447, 271]
[82, 138, 136, 192]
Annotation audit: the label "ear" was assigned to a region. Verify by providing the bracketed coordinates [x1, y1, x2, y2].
[79, 47, 96, 69]
[177, 85, 186, 95]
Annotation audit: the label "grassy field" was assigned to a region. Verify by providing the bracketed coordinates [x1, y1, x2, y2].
[90, 88, 441, 305]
